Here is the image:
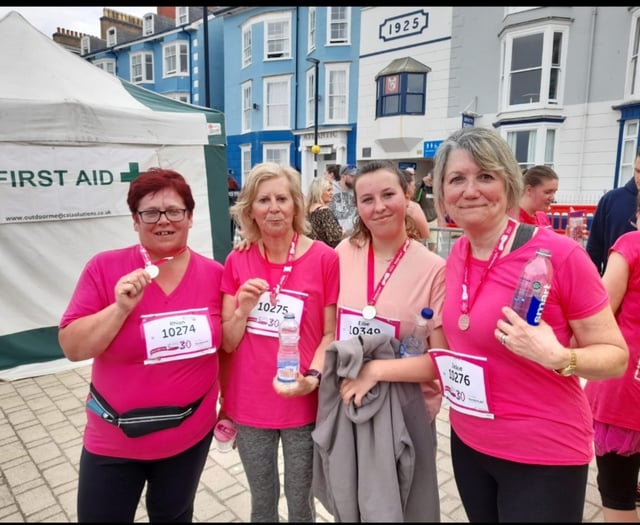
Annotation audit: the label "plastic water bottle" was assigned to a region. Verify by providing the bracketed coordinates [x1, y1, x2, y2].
[567, 209, 585, 242]
[511, 249, 553, 326]
[399, 307, 434, 358]
[277, 313, 300, 387]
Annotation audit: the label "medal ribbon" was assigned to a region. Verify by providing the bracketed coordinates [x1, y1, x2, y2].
[264, 232, 298, 305]
[139, 244, 188, 270]
[367, 238, 411, 307]
[460, 218, 516, 317]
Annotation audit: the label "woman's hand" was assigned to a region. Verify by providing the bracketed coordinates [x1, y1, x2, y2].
[272, 373, 319, 397]
[235, 278, 270, 316]
[495, 306, 567, 370]
[234, 238, 252, 252]
[114, 269, 152, 313]
[339, 362, 378, 407]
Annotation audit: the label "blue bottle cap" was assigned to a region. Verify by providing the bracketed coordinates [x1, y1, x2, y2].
[421, 307, 434, 320]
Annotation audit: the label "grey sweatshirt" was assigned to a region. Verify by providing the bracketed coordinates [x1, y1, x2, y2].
[312, 334, 440, 522]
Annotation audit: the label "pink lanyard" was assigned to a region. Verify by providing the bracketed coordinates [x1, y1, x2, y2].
[139, 244, 187, 279]
[458, 218, 516, 331]
[264, 232, 298, 305]
[366, 238, 411, 307]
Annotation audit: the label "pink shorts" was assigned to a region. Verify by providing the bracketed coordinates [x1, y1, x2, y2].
[594, 420, 640, 456]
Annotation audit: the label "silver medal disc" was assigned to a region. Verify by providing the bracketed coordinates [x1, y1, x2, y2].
[362, 305, 376, 320]
[145, 264, 159, 279]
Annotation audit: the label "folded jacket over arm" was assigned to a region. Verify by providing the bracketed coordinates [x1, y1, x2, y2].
[311, 334, 440, 522]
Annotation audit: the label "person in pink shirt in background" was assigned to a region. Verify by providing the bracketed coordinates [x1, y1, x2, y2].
[59, 168, 224, 522]
[432, 126, 627, 522]
[585, 193, 640, 522]
[220, 162, 339, 522]
[517, 165, 558, 228]
[516, 164, 588, 241]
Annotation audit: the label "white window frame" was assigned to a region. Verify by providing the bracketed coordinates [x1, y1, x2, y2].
[327, 6, 350, 45]
[80, 36, 90, 55]
[163, 41, 189, 77]
[143, 14, 154, 36]
[94, 59, 116, 76]
[504, 7, 541, 16]
[242, 25, 252, 68]
[106, 27, 117, 47]
[130, 52, 154, 83]
[263, 143, 290, 166]
[306, 67, 317, 129]
[308, 7, 316, 53]
[242, 81, 252, 133]
[499, 24, 568, 111]
[502, 124, 558, 170]
[241, 145, 252, 186]
[325, 62, 348, 124]
[626, 9, 640, 98]
[264, 75, 291, 129]
[620, 119, 639, 183]
[176, 7, 189, 26]
[264, 15, 291, 60]
[164, 92, 190, 104]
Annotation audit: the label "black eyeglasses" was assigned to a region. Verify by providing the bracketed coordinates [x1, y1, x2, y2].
[137, 209, 187, 224]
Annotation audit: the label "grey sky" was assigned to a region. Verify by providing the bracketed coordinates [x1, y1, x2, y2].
[0, 7, 152, 39]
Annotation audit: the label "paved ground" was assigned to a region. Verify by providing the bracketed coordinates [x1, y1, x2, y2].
[0, 364, 606, 522]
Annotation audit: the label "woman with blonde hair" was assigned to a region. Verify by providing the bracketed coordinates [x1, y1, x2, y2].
[305, 176, 344, 248]
[220, 162, 339, 522]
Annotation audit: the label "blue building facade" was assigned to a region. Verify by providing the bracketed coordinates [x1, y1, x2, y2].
[214, 6, 361, 192]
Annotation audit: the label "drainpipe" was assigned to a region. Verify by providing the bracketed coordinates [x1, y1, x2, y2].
[203, 7, 210, 108]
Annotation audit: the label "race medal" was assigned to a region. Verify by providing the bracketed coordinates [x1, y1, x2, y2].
[145, 264, 160, 279]
[270, 291, 277, 306]
[362, 305, 376, 320]
[458, 313, 470, 331]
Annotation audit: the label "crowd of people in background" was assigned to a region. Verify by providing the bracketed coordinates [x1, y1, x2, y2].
[59, 134, 640, 523]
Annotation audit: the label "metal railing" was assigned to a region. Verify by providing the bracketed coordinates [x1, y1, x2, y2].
[430, 226, 464, 258]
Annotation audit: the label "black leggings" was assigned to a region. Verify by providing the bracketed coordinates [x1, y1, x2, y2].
[77, 430, 213, 522]
[595, 452, 640, 510]
[451, 428, 588, 522]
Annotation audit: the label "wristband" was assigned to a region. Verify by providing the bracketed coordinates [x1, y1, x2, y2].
[304, 368, 322, 383]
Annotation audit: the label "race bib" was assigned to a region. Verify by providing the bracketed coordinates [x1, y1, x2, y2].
[246, 289, 307, 338]
[141, 307, 215, 365]
[428, 348, 494, 419]
[337, 305, 399, 341]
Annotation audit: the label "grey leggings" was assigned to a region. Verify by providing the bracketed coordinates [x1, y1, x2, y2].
[235, 422, 316, 522]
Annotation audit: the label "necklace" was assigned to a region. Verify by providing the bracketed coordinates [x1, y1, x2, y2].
[458, 218, 515, 331]
[263, 232, 298, 305]
[364, 238, 411, 320]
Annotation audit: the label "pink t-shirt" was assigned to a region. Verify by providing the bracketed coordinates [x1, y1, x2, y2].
[221, 240, 339, 428]
[335, 238, 446, 420]
[59, 245, 224, 460]
[443, 227, 607, 465]
[585, 230, 640, 431]
[518, 208, 551, 228]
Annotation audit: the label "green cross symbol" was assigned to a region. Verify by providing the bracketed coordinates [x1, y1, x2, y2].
[120, 163, 141, 183]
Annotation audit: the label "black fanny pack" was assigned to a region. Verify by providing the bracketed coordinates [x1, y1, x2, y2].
[87, 383, 204, 438]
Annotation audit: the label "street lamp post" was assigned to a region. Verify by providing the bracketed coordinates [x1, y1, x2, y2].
[306, 57, 320, 177]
